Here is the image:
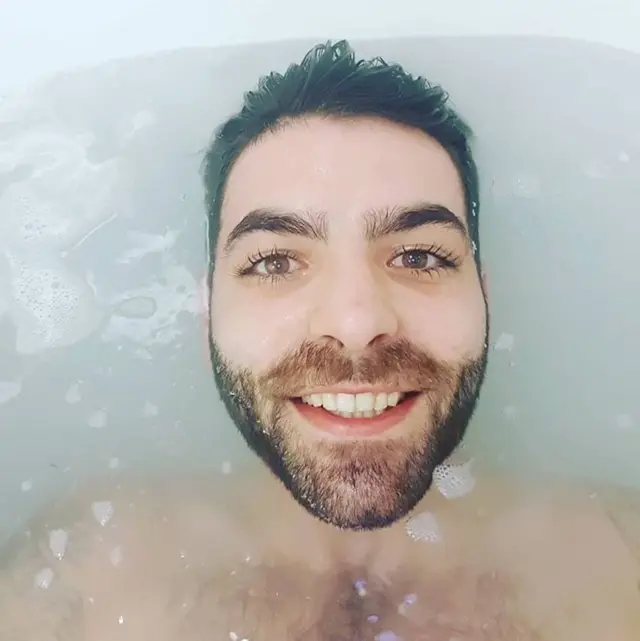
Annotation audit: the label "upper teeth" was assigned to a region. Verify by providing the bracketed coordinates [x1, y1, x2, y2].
[301, 391, 403, 418]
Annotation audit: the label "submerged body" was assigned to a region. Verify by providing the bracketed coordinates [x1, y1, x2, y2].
[1, 465, 639, 641]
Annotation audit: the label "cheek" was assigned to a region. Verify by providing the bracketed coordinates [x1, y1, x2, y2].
[400, 289, 486, 362]
[210, 282, 310, 370]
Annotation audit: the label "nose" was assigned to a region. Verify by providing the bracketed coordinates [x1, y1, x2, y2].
[308, 264, 400, 352]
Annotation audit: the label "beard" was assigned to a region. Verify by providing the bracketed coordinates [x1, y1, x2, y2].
[209, 327, 488, 531]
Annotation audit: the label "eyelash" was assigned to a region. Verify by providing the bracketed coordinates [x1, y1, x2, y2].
[235, 244, 460, 283]
[390, 244, 461, 275]
[234, 247, 300, 282]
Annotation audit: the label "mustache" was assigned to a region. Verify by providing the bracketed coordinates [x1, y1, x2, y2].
[257, 338, 459, 397]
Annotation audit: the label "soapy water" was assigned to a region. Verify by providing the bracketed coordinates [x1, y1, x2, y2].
[0, 129, 125, 250]
[0, 238, 200, 356]
[0, 92, 201, 360]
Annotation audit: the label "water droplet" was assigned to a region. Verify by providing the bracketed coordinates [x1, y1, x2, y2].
[615, 413, 635, 430]
[65, 382, 82, 404]
[91, 500, 114, 526]
[502, 405, 517, 419]
[109, 545, 123, 567]
[142, 401, 158, 417]
[493, 332, 515, 351]
[21, 479, 33, 492]
[118, 615, 124, 625]
[48, 529, 68, 560]
[108, 457, 120, 470]
[376, 631, 400, 641]
[221, 461, 232, 475]
[367, 615, 379, 623]
[0, 379, 22, 405]
[354, 578, 367, 597]
[87, 408, 107, 428]
[34, 567, 54, 589]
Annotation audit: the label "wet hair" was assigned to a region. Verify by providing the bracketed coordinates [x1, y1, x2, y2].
[202, 39, 480, 269]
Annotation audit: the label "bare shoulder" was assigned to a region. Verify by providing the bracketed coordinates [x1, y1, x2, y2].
[592, 483, 640, 565]
[475, 476, 640, 639]
[0, 471, 335, 640]
[0, 476, 243, 640]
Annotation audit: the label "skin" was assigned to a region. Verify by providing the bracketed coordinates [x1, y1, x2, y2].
[0, 116, 639, 639]
[209, 115, 488, 530]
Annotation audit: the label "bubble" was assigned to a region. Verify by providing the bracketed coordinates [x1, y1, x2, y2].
[109, 546, 123, 567]
[48, 529, 69, 560]
[113, 295, 157, 319]
[397, 592, 418, 615]
[20, 479, 33, 492]
[108, 457, 120, 470]
[354, 578, 367, 597]
[0, 148, 122, 251]
[502, 405, 517, 419]
[405, 511, 442, 543]
[101, 265, 199, 347]
[376, 631, 400, 641]
[65, 382, 82, 404]
[221, 461, 233, 475]
[615, 413, 635, 430]
[433, 460, 476, 499]
[493, 332, 515, 351]
[4, 250, 103, 354]
[0, 379, 21, 405]
[367, 615, 379, 623]
[142, 401, 158, 418]
[91, 501, 114, 526]
[88, 409, 107, 429]
[34, 567, 54, 589]
[118, 615, 124, 625]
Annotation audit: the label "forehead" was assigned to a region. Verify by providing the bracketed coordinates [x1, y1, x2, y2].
[220, 116, 467, 233]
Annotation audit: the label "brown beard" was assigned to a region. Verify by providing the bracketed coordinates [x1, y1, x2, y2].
[210, 337, 488, 530]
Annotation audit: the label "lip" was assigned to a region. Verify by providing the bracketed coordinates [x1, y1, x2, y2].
[291, 393, 421, 439]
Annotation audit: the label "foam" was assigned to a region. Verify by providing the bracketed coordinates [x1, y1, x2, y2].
[3, 249, 104, 354]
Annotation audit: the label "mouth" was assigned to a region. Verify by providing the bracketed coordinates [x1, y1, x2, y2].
[290, 391, 422, 438]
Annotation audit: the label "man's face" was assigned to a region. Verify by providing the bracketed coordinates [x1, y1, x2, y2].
[209, 116, 488, 530]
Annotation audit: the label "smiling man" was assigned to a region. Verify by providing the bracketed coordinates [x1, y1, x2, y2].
[204, 45, 488, 531]
[1, 40, 640, 641]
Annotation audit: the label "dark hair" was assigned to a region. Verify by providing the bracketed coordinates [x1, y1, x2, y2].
[202, 39, 480, 267]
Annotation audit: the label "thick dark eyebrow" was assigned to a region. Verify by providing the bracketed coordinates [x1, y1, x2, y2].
[364, 204, 468, 242]
[222, 208, 327, 256]
[221, 202, 467, 256]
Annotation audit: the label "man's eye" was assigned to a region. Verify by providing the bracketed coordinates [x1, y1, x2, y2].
[253, 254, 296, 276]
[390, 249, 441, 271]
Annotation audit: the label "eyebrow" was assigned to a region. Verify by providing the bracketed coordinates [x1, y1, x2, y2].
[221, 203, 467, 256]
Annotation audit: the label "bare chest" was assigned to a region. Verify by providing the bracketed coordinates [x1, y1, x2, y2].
[170, 563, 537, 641]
